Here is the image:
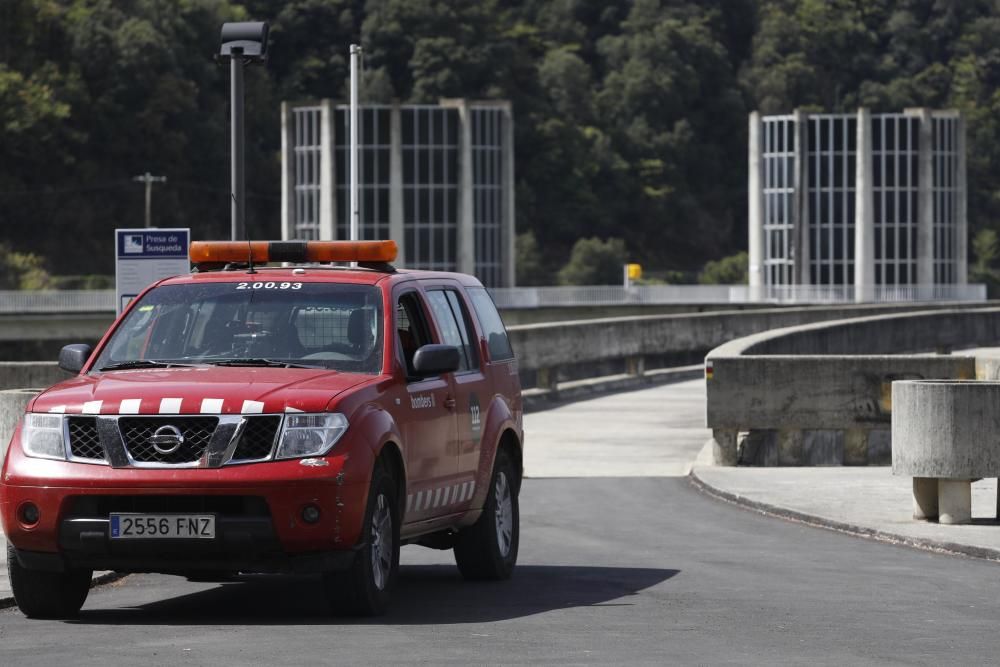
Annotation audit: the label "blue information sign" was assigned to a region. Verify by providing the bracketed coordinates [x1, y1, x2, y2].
[115, 228, 191, 314]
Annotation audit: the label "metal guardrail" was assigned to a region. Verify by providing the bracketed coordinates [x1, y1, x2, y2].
[0, 283, 987, 314]
[490, 284, 987, 308]
[0, 290, 116, 313]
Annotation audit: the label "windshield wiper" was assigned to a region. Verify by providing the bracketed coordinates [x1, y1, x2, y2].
[206, 358, 325, 369]
[98, 360, 194, 371]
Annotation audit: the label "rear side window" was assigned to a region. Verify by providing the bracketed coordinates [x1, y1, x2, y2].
[467, 287, 514, 361]
[426, 290, 476, 371]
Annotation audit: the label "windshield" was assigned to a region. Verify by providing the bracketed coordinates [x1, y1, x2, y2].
[93, 282, 384, 374]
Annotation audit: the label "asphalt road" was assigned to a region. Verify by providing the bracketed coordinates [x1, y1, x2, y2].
[4, 382, 1000, 664]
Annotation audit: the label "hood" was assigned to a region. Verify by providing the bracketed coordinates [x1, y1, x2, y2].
[30, 366, 374, 416]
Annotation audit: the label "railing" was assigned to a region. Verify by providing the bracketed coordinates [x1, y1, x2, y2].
[0, 283, 987, 314]
[0, 290, 116, 313]
[491, 283, 987, 308]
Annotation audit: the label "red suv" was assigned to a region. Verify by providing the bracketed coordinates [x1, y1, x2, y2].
[1, 240, 523, 617]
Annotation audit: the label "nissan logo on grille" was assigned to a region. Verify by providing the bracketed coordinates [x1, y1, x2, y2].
[149, 425, 185, 455]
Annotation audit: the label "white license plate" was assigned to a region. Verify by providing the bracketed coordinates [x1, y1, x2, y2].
[110, 514, 215, 539]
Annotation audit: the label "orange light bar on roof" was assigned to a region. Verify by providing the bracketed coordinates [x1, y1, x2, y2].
[189, 240, 398, 265]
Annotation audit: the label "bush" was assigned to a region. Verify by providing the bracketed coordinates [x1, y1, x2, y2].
[698, 252, 748, 285]
[0, 244, 53, 290]
[556, 237, 627, 286]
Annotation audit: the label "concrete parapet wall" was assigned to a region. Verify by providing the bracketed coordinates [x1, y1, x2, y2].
[0, 389, 40, 463]
[0, 362, 71, 391]
[509, 302, 980, 391]
[705, 307, 1000, 466]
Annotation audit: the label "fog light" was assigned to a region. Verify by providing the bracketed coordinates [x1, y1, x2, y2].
[18, 502, 39, 526]
[301, 504, 321, 524]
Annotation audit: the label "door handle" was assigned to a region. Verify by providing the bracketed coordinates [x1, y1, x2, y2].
[444, 396, 457, 410]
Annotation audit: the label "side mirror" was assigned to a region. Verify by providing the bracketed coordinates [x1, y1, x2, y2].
[412, 344, 461, 377]
[58, 344, 93, 374]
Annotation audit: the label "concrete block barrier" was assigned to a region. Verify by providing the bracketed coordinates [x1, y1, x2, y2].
[0, 388, 41, 463]
[705, 307, 1000, 467]
[892, 379, 1000, 525]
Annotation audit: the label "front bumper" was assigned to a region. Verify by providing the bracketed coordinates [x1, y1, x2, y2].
[1, 432, 374, 573]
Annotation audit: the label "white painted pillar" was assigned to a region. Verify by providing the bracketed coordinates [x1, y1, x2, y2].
[389, 102, 405, 266]
[748, 111, 765, 297]
[502, 102, 516, 287]
[793, 109, 810, 285]
[915, 108, 934, 290]
[938, 478, 972, 525]
[956, 113, 968, 285]
[319, 99, 335, 240]
[456, 99, 476, 275]
[280, 101, 294, 240]
[854, 107, 875, 302]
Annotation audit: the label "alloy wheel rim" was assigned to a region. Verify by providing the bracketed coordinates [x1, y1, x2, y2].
[494, 471, 513, 557]
[370, 493, 392, 591]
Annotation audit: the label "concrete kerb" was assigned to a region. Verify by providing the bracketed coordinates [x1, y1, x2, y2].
[688, 467, 1000, 563]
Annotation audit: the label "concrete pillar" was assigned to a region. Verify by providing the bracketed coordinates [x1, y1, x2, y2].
[748, 111, 765, 297]
[501, 102, 516, 287]
[844, 428, 868, 466]
[854, 108, 875, 302]
[938, 478, 971, 525]
[319, 99, 335, 241]
[712, 428, 738, 466]
[280, 101, 294, 240]
[793, 109, 810, 285]
[455, 99, 476, 275]
[915, 108, 934, 289]
[536, 367, 557, 391]
[625, 356, 645, 377]
[389, 102, 405, 266]
[912, 477, 938, 520]
[956, 113, 968, 285]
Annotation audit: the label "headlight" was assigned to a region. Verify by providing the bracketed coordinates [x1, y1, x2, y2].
[275, 413, 349, 460]
[21, 413, 66, 461]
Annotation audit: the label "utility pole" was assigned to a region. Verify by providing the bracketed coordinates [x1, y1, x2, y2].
[132, 172, 167, 228]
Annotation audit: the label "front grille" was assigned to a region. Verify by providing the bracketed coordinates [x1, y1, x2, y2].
[65, 495, 270, 518]
[231, 416, 281, 462]
[68, 417, 105, 461]
[119, 417, 217, 464]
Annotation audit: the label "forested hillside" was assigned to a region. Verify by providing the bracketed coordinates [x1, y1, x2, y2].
[2, 0, 1000, 283]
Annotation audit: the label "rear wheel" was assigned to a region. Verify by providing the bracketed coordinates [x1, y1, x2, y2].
[324, 459, 399, 616]
[7, 544, 92, 619]
[454, 448, 520, 580]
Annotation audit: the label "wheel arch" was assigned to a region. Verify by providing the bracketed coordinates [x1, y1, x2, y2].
[375, 440, 406, 516]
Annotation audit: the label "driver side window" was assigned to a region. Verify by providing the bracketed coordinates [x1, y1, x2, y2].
[396, 292, 432, 378]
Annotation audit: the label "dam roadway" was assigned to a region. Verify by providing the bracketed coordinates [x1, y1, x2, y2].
[3, 380, 1000, 664]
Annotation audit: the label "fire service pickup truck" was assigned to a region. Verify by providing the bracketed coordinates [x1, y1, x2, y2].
[1, 240, 523, 617]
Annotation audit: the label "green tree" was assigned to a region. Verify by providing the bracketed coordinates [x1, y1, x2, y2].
[0, 244, 53, 290]
[698, 251, 748, 284]
[515, 231, 548, 286]
[557, 237, 627, 286]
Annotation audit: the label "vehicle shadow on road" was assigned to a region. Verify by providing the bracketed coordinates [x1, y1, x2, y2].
[69, 564, 679, 625]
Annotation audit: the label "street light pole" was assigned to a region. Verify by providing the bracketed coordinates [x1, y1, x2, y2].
[132, 172, 167, 228]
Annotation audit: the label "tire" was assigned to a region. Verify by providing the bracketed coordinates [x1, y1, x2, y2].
[7, 544, 92, 619]
[324, 459, 400, 616]
[454, 448, 520, 581]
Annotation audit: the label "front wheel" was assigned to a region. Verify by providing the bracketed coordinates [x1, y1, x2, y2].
[8, 544, 92, 619]
[324, 459, 400, 616]
[454, 448, 520, 580]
